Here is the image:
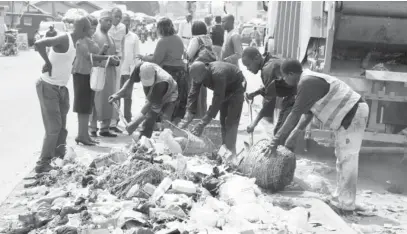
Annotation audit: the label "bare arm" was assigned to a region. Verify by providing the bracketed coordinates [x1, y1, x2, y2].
[296, 112, 313, 131]
[186, 37, 199, 61]
[224, 34, 243, 64]
[34, 34, 66, 66]
[115, 79, 134, 98]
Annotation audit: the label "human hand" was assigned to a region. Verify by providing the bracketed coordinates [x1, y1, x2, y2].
[101, 44, 109, 53]
[177, 112, 194, 129]
[247, 123, 256, 133]
[135, 54, 144, 60]
[262, 138, 278, 156]
[247, 92, 256, 101]
[108, 94, 120, 104]
[42, 62, 52, 76]
[191, 122, 205, 137]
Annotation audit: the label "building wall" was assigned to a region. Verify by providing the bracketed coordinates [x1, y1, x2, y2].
[158, 1, 188, 19]
[225, 1, 266, 23]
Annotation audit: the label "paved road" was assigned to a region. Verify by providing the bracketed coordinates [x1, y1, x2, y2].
[0, 39, 160, 204]
[0, 39, 267, 204]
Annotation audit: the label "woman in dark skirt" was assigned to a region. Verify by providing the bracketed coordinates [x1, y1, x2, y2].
[137, 17, 188, 123]
[72, 15, 111, 145]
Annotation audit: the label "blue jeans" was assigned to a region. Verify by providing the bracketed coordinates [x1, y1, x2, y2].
[36, 79, 69, 168]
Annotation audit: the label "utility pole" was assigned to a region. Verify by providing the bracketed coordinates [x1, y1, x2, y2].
[11, 1, 15, 28]
[51, 1, 56, 17]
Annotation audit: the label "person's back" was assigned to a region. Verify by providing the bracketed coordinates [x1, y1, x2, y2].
[156, 34, 185, 67]
[207, 61, 245, 93]
[144, 62, 178, 103]
[221, 15, 242, 66]
[211, 24, 224, 47]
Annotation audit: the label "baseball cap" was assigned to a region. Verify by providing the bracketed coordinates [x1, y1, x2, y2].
[140, 62, 156, 87]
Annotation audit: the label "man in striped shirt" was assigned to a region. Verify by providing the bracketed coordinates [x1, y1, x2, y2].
[267, 59, 368, 214]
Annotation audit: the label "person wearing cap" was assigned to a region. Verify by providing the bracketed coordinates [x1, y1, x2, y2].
[108, 62, 178, 140]
[89, 10, 121, 138]
[178, 61, 247, 155]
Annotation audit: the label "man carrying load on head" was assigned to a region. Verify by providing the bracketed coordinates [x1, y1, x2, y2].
[266, 59, 369, 214]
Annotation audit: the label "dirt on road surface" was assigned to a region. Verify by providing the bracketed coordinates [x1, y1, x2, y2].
[1, 46, 407, 233]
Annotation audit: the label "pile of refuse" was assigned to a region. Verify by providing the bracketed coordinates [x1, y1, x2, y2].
[0, 130, 313, 234]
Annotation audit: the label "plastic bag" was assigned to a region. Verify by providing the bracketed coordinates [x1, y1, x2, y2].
[218, 175, 259, 206]
[90, 56, 111, 91]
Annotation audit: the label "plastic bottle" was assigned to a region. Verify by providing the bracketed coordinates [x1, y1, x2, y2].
[159, 129, 183, 154]
[150, 177, 173, 203]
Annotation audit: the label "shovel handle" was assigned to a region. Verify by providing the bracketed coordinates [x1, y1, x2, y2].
[112, 101, 129, 128]
[247, 99, 254, 146]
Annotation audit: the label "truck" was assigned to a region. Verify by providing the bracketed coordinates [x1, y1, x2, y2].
[265, 1, 407, 160]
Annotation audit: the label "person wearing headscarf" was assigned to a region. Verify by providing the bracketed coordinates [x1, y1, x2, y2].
[109, 62, 178, 140]
[89, 10, 121, 137]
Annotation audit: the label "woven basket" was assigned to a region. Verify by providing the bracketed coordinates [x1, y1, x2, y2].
[165, 121, 215, 155]
[238, 139, 296, 192]
[188, 119, 222, 150]
[183, 131, 215, 155]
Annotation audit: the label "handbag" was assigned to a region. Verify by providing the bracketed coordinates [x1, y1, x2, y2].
[192, 37, 216, 64]
[90, 55, 112, 92]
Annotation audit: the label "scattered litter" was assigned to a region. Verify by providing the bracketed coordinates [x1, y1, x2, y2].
[171, 179, 196, 195]
[4, 135, 376, 234]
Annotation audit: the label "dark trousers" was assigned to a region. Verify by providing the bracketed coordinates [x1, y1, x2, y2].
[220, 91, 244, 154]
[120, 75, 133, 123]
[139, 101, 177, 138]
[36, 79, 70, 168]
[162, 65, 188, 121]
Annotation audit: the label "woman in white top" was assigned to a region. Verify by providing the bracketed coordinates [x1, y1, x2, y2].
[186, 21, 212, 118]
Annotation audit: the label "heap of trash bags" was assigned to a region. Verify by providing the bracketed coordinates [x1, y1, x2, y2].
[0, 130, 313, 234]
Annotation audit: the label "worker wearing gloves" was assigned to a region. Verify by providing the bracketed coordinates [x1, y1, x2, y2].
[108, 62, 178, 141]
[178, 61, 247, 155]
[267, 59, 369, 213]
[241, 47, 297, 137]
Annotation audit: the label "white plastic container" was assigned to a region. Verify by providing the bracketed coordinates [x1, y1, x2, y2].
[159, 129, 183, 154]
[150, 177, 173, 203]
[172, 179, 197, 195]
